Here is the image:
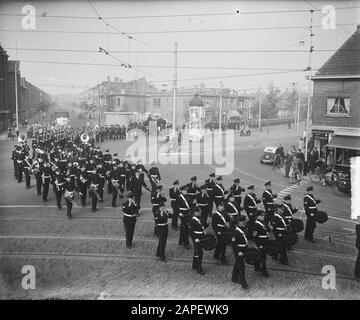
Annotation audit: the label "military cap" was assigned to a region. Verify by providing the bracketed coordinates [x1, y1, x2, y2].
[105, 149, 109, 153]
[216, 176, 223, 181]
[284, 194, 291, 201]
[209, 173, 215, 178]
[113, 153, 118, 157]
[173, 180, 179, 185]
[190, 176, 197, 181]
[306, 186, 313, 192]
[265, 181, 271, 187]
[247, 185, 254, 190]
[233, 178, 240, 183]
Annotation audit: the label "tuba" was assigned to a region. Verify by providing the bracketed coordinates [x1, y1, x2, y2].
[80, 133, 89, 143]
[18, 133, 27, 144]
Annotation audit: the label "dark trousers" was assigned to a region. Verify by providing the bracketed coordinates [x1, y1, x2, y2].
[79, 183, 87, 206]
[264, 210, 274, 230]
[171, 202, 179, 228]
[200, 206, 210, 227]
[355, 249, 360, 278]
[214, 234, 226, 261]
[112, 188, 118, 207]
[192, 240, 203, 271]
[35, 174, 42, 194]
[208, 199, 214, 217]
[274, 235, 288, 263]
[123, 216, 136, 246]
[304, 216, 316, 240]
[42, 179, 50, 200]
[65, 198, 73, 217]
[246, 216, 256, 240]
[107, 177, 113, 194]
[13, 160, 17, 178]
[156, 225, 168, 259]
[90, 191, 98, 211]
[17, 164, 23, 183]
[25, 172, 31, 187]
[134, 193, 141, 214]
[55, 189, 62, 208]
[254, 247, 267, 274]
[99, 183, 104, 201]
[232, 248, 247, 285]
[285, 164, 290, 177]
[234, 198, 242, 212]
[179, 215, 190, 246]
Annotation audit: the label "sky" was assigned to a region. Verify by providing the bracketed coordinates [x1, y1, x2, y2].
[0, 0, 359, 95]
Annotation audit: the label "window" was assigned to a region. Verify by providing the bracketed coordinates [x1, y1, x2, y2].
[117, 98, 121, 106]
[153, 98, 161, 107]
[327, 97, 350, 115]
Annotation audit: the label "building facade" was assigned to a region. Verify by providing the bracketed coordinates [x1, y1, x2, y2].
[310, 25, 360, 172]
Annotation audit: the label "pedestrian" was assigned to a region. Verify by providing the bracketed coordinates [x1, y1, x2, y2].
[284, 151, 293, 178]
[290, 156, 300, 184]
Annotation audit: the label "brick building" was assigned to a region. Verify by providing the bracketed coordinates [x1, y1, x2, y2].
[0, 45, 10, 131]
[311, 24, 360, 172]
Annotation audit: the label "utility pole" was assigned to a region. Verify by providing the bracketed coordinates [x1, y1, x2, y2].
[172, 42, 177, 134]
[258, 94, 262, 130]
[219, 81, 223, 133]
[15, 41, 19, 133]
[305, 10, 314, 167]
[297, 85, 301, 133]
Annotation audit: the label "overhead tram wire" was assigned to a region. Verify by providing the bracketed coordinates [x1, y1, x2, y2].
[0, 5, 358, 20]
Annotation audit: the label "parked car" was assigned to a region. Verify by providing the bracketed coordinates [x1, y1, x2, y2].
[260, 146, 277, 164]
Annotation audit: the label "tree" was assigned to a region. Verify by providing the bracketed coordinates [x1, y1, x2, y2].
[283, 86, 298, 116]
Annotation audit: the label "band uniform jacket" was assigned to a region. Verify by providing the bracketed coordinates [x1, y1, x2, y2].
[122, 199, 139, 217]
[128, 175, 149, 194]
[205, 179, 216, 199]
[303, 193, 320, 218]
[151, 191, 167, 209]
[211, 210, 228, 235]
[189, 216, 206, 240]
[176, 194, 190, 217]
[213, 183, 225, 201]
[110, 168, 122, 187]
[231, 226, 248, 252]
[244, 194, 260, 218]
[41, 166, 52, 182]
[23, 158, 33, 172]
[271, 213, 287, 236]
[225, 200, 239, 221]
[148, 167, 161, 183]
[281, 203, 297, 227]
[253, 220, 269, 247]
[169, 186, 181, 205]
[154, 209, 171, 226]
[89, 173, 101, 189]
[186, 182, 199, 206]
[63, 181, 79, 195]
[195, 192, 209, 211]
[262, 189, 277, 213]
[230, 184, 245, 201]
[52, 173, 65, 191]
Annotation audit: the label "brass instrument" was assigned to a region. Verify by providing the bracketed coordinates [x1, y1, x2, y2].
[63, 189, 78, 207]
[89, 183, 101, 200]
[18, 133, 27, 144]
[111, 179, 123, 194]
[80, 133, 89, 143]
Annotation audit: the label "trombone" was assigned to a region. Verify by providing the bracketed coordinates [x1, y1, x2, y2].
[63, 189, 78, 207]
[89, 183, 101, 200]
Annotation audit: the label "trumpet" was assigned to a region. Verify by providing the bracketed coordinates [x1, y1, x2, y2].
[63, 189, 78, 207]
[89, 183, 101, 200]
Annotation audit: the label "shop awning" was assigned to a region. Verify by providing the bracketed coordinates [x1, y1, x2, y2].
[326, 136, 360, 150]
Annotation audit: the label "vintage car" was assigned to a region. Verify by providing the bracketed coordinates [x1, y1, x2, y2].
[260, 146, 277, 164]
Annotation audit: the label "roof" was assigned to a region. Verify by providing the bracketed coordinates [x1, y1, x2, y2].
[189, 93, 204, 106]
[315, 25, 360, 77]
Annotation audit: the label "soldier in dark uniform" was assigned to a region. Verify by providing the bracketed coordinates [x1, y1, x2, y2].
[128, 169, 151, 216]
[270, 211, 289, 265]
[76, 164, 88, 207]
[230, 218, 249, 289]
[195, 184, 210, 227]
[103, 150, 113, 193]
[53, 168, 65, 209]
[89, 168, 101, 212]
[34, 158, 43, 195]
[230, 178, 245, 212]
[186, 176, 199, 207]
[23, 154, 33, 189]
[96, 161, 106, 202]
[189, 207, 206, 275]
[281, 194, 298, 230]
[177, 185, 191, 249]
[151, 184, 167, 235]
[122, 192, 139, 248]
[211, 202, 229, 264]
[148, 162, 161, 192]
[213, 176, 225, 208]
[135, 159, 148, 185]
[11, 146, 19, 179]
[225, 193, 241, 223]
[243, 185, 262, 240]
[110, 162, 121, 208]
[262, 181, 278, 231]
[40, 160, 52, 202]
[17, 149, 25, 183]
[205, 173, 216, 216]
[303, 186, 321, 242]
[169, 180, 181, 230]
[154, 202, 171, 262]
[253, 211, 270, 277]
[63, 174, 80, 219]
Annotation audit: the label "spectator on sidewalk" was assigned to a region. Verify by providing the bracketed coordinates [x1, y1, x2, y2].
[289, 155, 300, 184]
[284, 151, 293, 178]
[297, 149, 305, 175]
[315, 156, 327, 186]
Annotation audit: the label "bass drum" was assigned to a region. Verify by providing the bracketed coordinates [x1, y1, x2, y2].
[264, 240, 281, 257]
[316, 211, 328, 224]
[281, 231, 298, 246]
[199, 234, 216, 251]
[290, 218, 304, 233]
[244, 247, 260, 265]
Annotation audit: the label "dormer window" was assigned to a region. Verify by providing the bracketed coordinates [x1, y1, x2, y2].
[327, 97, 350, 116]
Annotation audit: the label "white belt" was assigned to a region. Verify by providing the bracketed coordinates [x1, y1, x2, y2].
[258, 235, 268, 238]
[217, 224, 225, 227]
[193, 231, 204, 234]
[44, 176, 50, 178]
[120, 174, 125, 177]
[157, 223, 167, 226]
[237, 244, 247, 247]
[308, 206, 316, 209]
[187, 193, 196, 195]
[170, 198, 177, 201]
[234, 195, 241, 197]
[124, 213, 136, 218]
[179, 208, 189, 210]
[215, 196, 223, 198]
[266, 202, 273, 204]
[198, 204, 207, 206]
[206, 188, 213, 191]
[247, 206, 256, 208]
[276, 227, 286, 231]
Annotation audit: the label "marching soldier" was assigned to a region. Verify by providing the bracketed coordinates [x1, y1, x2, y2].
[211, 202, 229, 264]
[230, 178, 245, 212]
[148, 161, 161, 192]
[303, 186, 321, 243]
[186, 176, 198, 207]
[169, 180, 181, 230]
[103, 150, 113, 194]
[34, 158, 43, 195]
[40, 160, 52, 202]
[23, 154, 33, 189]
[253, 210, 270, 277]
[154, 203, 171, 262]
[11, 145, 19, 179]
[151, 184, 167, 235]
[17, 148, 25, 183]
[243, 185, 262, 240]
[270, 210, 289, 265]
[189, 207, 206, 275]
[63, 174, 80, 219]
[262, 181, 277, 231]
[110, 162, 122, 208]
[122, 192, 139, 248]
[96, 161, 106, 202]
[177, 185, 191, 249]
[89, 168, 101, 213]
[135, 159, 148, 185]
[225, 193, 240, 224]
[230, 218, 249, 289]
[205, 173, 216, 216]
[195, 185, 210, 228]
[53, 168, 65, 209]
[281, 194, 298, 230]
[128, 169, 151, 216]
[76, 164, 88, 207]
[213, 176, 225, 208]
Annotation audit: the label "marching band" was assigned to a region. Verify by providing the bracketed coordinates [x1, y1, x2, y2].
[11, 124, 331, 289]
